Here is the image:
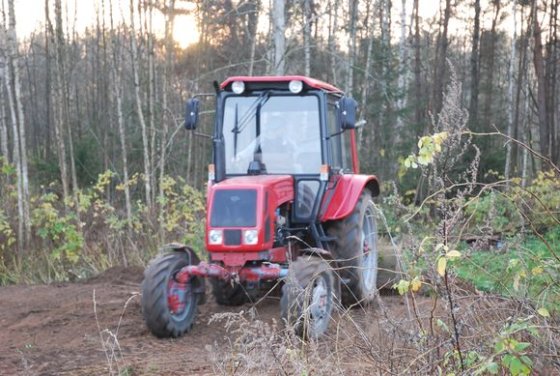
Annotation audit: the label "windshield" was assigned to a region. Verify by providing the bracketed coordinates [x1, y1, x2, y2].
[223, 95, 322, 174]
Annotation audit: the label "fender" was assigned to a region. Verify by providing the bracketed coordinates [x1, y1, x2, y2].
[319, 174, 380, 222]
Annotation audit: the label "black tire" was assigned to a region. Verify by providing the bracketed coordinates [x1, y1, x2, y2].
[141, 250, 202, 338]
[210, 278, 247, 306]
[281, 256, 336, 339]
[327, 190, 379, 306]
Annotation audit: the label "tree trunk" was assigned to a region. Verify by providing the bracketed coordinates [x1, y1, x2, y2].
[147, 0, 156, 205]
[345, 0, 358, 96]
[272, 0, 285, 75]
[129, 0, 153, 207]
[532, 1, 549, 160]
[328, 0, 341, 83]
[159, 0, 176, 242]
[505, 1, 517, 182]
[7, 0, 30, 247]
[109, 1, 132, 228]
[359, 0, 375, 152]
[303, 0, 312, 76]
[432, 0, 451, 115]
[468, 0, 480, 129]
[395, 0, 409, 137]
[482, 0, 501, 126]
[2, 56, 24, 254]
[546, 0, 558, 164]
[248, 0, 260, 76]
[0, 74, 8, 160]
[413, 0, 422, 128]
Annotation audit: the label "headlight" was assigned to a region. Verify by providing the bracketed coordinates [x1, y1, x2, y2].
[243, 229, 258, 245]
[231, 81, 245, 94]
[288, 80, 303, 93]
[208, 229, 223, 245]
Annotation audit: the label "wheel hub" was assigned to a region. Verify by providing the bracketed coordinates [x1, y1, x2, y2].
[361, 206, 378, 292]
[167, 279, 188, 316]
[309, 277, 330, 333]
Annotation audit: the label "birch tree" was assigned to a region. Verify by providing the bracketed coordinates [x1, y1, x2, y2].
[272, 0, 285, 75]
[6, 0, 30, 247]
[159, 0, 176, 241]
[109, 0, 132, 226]
[303, 0, 312, 76]
[395, 0, 409, 134]
[129, 0, 153, 207]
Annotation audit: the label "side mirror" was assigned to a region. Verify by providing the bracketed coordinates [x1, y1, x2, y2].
[338, 97, 358, 130]
[185, 98, 200, 130]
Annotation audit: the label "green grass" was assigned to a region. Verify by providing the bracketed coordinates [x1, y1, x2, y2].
[454, 227, 560, 313]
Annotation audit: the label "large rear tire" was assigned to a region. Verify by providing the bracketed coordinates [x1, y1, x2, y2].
[141, 250, 202, 338]
[327, 190, 378, 306]
[281, 256, 336, 339]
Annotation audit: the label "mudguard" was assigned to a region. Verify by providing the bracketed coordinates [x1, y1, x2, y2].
[319, 174, 380, 221]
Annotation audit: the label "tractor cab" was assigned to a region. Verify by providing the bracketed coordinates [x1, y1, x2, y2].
[187, 76, 359, 178]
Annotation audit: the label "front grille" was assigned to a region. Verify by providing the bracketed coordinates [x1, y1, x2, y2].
[224, 229, 242, 246]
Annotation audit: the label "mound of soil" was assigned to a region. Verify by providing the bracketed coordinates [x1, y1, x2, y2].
[84, 265, 145, 285]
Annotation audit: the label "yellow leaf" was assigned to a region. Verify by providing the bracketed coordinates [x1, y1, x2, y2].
[437, 256, 447, 277]
[410, 277, 422, 292]
[513, 273, 521, 291]
[379, 148, 385, 157]
[537, 308, 550, 317]
[446, 250, 462, 259]
[531, 266, 544, 276]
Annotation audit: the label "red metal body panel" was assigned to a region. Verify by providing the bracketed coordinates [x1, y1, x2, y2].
[319, 174, 380, 221]
[220, 75, 343, 94]
[174, 261, 288, 284]
[205, 175, 294, 255]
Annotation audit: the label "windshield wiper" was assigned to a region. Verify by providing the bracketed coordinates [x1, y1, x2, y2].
[231, 90, 271, 158]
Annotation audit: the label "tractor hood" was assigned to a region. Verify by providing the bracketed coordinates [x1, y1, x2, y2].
[205, 175, 294, 252]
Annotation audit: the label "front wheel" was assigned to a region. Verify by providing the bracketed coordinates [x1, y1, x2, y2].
[141, 250, 202, 338]
[281, 256, 336, 339]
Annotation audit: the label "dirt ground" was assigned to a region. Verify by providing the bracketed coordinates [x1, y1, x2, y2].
[0, 266, 420, 376]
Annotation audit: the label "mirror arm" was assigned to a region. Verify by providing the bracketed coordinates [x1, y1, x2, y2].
[325, 129, 345, 140]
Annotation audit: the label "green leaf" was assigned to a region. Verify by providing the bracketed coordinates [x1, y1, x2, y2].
[513, 342, 531, 352]
[393, 279, 410, 295]
[495, 340, 505, 353]
[486, 362, 499, 374]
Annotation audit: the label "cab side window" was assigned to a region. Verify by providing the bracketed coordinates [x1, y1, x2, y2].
[327, 98, 353, 172]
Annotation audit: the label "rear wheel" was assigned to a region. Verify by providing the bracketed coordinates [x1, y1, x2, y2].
[281, 256, 336, 339]
[327, 190, 379, 306]
[141, 250, 202, 338]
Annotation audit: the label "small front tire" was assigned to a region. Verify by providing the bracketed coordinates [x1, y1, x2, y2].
[141, 250, 202, 338]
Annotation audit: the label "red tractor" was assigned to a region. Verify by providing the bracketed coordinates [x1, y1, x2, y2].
[141, 76, 380, 339]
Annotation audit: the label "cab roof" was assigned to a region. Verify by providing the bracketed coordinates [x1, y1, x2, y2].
[220, 75, 343, 94]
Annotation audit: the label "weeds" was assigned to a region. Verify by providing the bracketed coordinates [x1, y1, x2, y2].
[0, 162, 205, 284]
